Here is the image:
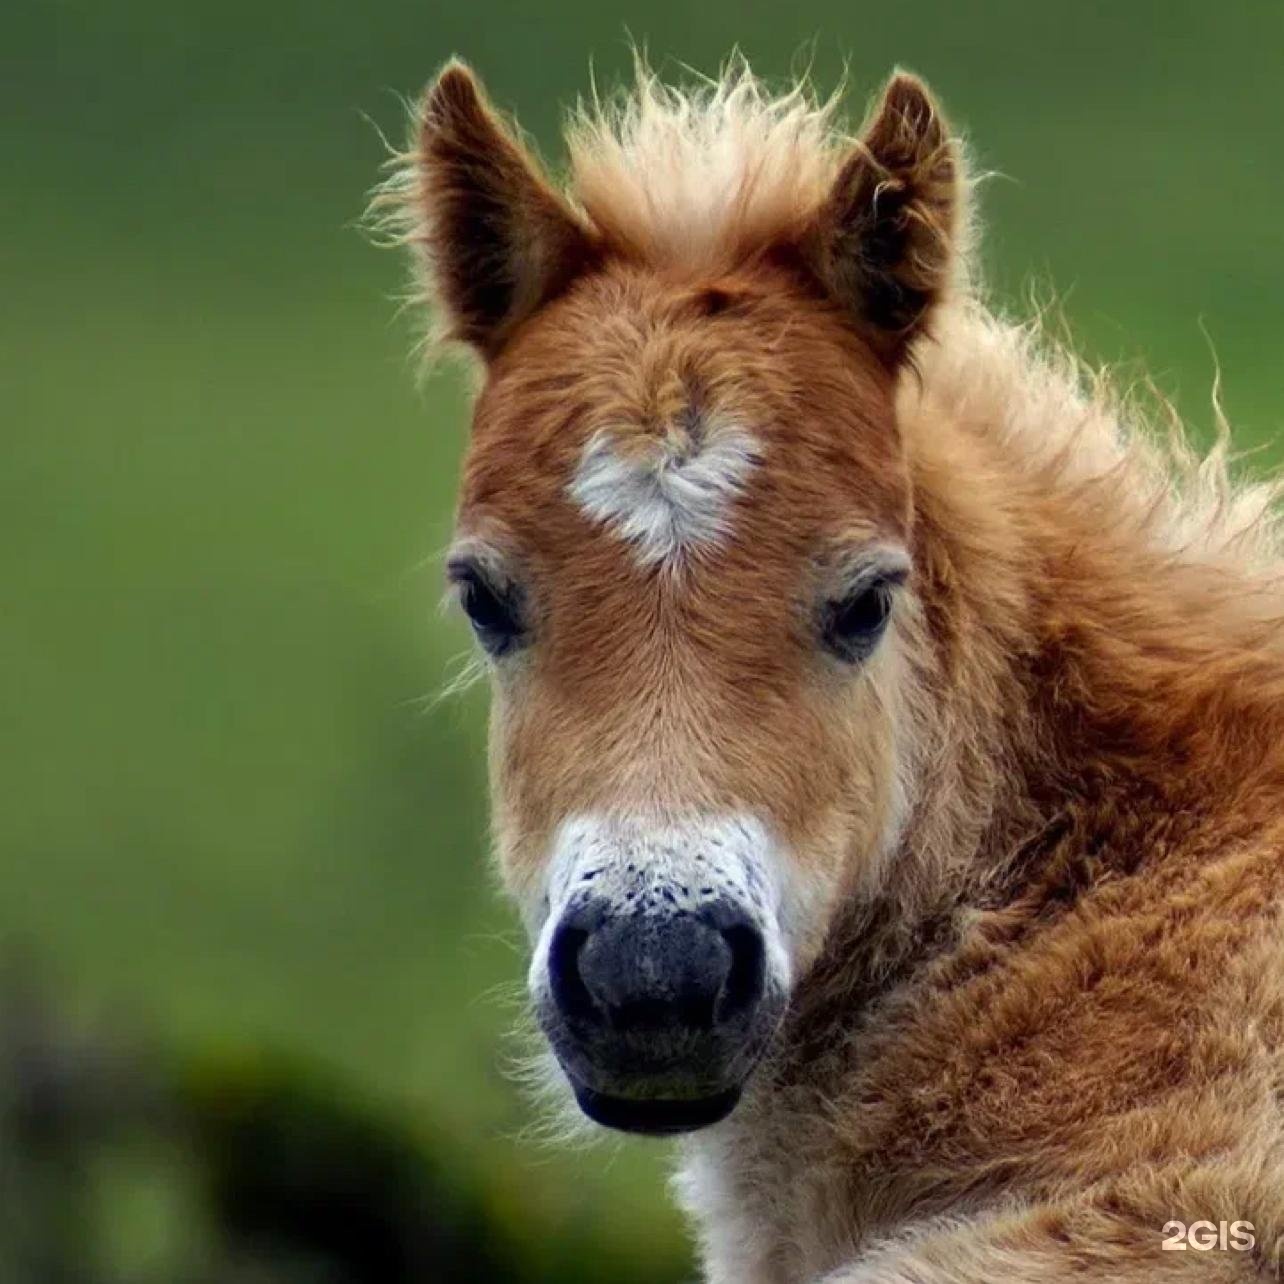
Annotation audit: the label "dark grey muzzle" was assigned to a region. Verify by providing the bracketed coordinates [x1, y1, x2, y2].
[539, 897, 775, 1134]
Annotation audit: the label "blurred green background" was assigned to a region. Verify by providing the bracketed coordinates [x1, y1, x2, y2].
[3, 1, 1281, 1279]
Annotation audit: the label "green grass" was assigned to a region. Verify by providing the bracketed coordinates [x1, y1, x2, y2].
[3, 0, 1281, 1272]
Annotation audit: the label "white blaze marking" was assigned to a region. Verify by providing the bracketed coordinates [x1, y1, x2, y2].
[569, 424, 760, 566]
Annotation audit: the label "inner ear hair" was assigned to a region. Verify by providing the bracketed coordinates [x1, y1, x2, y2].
[801, 71, 961, 364]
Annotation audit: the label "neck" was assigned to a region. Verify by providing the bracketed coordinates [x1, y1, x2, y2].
[805, 304, 1284, 1012]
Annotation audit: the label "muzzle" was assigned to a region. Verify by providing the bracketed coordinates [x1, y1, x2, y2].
[529, 814, 791, 1134]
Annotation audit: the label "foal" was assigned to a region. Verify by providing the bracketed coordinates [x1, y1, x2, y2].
[382, 60, 1284, 1281]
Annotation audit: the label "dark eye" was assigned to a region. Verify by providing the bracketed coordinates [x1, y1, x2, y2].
[822, 574, 901, 662]
[448, 561, 526, 657]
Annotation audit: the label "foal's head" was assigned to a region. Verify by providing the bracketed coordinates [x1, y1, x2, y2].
[396, 63, 963, 1133]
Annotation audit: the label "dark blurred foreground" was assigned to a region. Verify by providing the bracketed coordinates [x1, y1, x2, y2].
[0, 964, 682, 1284]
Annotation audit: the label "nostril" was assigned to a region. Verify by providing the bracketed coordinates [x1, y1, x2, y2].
[717, 923, 766, 1022]
[674, 984, 718, 1033]
[548, 924, 596, 1024]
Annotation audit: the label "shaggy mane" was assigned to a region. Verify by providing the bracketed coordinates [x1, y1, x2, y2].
[914, 303, 1284, 581]
[566, 60, 848, 272]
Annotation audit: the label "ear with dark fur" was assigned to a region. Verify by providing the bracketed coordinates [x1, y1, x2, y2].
[800, 72, 961, 363]
[410, 62, 597, 358]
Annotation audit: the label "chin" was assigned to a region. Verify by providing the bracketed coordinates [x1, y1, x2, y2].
[570, 1078, 743, 1136]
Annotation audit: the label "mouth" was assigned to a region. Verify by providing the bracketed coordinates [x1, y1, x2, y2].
[570, 1079, 742, 1136]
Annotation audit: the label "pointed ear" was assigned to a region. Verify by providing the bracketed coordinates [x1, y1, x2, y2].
[800, 72, 961, 362]
[410, 62, 597, 358]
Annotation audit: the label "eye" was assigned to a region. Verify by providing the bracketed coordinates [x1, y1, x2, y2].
[822, 572, 904, 663]
[448, 560, 526, 657]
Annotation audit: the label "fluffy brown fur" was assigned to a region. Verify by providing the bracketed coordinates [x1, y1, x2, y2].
[379, 57, 1284, 1282]
[679, 303, 1284, 1280]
